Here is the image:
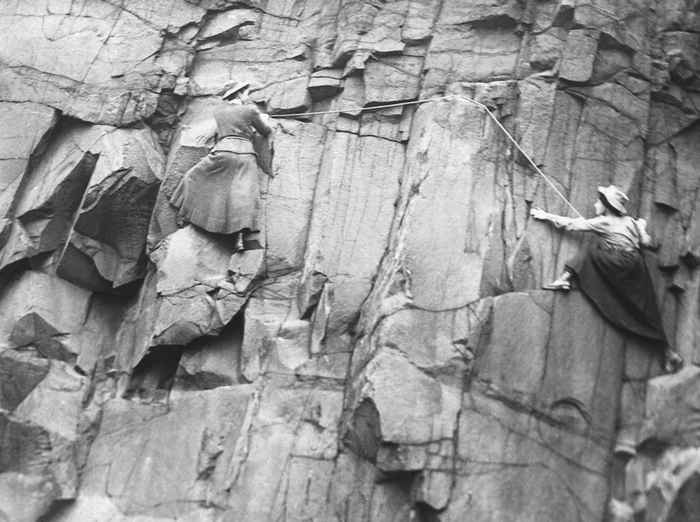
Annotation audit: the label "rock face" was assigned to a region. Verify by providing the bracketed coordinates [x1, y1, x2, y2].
[1, 1, 699, 521]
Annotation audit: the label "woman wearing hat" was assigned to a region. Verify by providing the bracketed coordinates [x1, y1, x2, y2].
[170, 82, 273, 251]
[530, 185, 683, 373]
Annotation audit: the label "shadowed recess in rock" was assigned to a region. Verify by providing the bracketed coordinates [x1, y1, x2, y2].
[123, 346, 184, 400]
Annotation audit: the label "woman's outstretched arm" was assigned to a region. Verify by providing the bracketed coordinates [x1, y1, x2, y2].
[530, 207, 603, 232]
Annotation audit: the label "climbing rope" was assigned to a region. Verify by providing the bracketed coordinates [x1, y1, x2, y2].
[270, 94, 583, 217]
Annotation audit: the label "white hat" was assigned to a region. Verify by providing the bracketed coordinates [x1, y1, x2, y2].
[597, 185, 629, 215]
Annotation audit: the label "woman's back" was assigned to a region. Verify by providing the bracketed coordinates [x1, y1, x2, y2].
[214, 104, 268, 140]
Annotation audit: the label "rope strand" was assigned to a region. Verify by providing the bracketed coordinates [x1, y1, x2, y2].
[270, 94, 582, 217]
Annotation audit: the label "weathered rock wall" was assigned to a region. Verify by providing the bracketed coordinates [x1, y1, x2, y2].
[1, 1, 699, 521]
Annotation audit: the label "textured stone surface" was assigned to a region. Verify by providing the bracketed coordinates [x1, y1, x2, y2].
[1, 1, 700, 521]
[0, 123, 163, 291]
[0, 0, 205, 125]
[0, 102, 57, 244]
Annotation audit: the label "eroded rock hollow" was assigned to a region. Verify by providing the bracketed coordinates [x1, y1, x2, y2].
[1, 1, 700, 521]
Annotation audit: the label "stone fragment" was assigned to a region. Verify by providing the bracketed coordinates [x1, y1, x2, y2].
[255, 75, 312, 114]
[516, 77, 558, 167]
[149, 226, 246, 346]
[364, 53, 424, 104]
[0, 472, 58, 522]
[0, 122, 163, 290]
[402, 0, 441, 43]
[58, 127, 164, 290]
[175, 318, 244, 390]
[1, 360, 88, 511]
[648, 100, 698, 145]
[413, 470, 452, 510]
[656, 212, 684, 268]
[9, 313, 73, 363]
[347, 347, 461, 470]
[197, 8, 259, 41]
[0, 271, 92, 359]
[307, 69, 343, 101]
[669, 125, 700, 227]
[660, 0, 700, 32]
[649, 143, 678, 210]
[329, 0, 384, 65]
[0, 350, 49, 412]
[153, 226, 233, 296]
[370, 307, 472, 385]
[527, 29, 566, 70]
[560, 29, 599, 82]
[573, 1, 645, 52]
[357, 0, 406, 54]
[424, 25, 522, 88]
[641, 366, 700, 447]
[663, 31, 700, 87]
[337, 76, 365, 117]
[190, 40, 309, 96]
[0, 125, 99, 272]
[439, 0, 524, 24]
[13, 362, 86, 444]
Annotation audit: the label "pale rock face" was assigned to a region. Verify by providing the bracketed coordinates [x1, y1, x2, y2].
[0, 0, 206, 125]
[1, 1, 700, 521]
[0, 102, 58, 243]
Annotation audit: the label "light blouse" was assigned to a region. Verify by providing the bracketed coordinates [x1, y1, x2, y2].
[546, 213, 651, 251]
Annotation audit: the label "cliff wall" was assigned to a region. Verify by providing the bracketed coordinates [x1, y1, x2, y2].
[1, 1, 699, 521]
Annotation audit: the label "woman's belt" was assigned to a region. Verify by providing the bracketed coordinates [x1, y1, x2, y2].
[211, 135, 256, 155]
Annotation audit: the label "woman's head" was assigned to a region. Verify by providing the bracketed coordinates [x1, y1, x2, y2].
[596, 185, 628, 216]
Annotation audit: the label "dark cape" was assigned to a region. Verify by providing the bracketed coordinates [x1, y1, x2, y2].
[566, 239, 667, 347]
[170, 150, 261, 234]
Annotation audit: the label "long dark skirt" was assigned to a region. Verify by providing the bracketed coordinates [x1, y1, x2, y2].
[170, 151, 261, 234]
[566, 240, 667, 348]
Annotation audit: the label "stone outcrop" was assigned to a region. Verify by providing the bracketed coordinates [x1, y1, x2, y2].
[1, 1, 700, 521]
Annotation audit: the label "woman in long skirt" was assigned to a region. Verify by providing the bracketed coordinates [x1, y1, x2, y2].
[170, 84, 273, 251]
[530, 185, 684, 373]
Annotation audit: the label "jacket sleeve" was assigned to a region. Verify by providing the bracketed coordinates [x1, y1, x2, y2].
[546, 214, 607, 232]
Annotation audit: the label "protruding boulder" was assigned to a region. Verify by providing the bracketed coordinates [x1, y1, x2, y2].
[0, 271, 92, 361]
[0, 123, 163, 291]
